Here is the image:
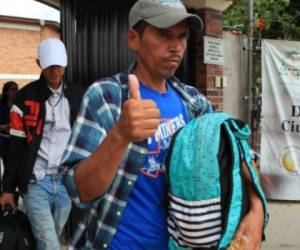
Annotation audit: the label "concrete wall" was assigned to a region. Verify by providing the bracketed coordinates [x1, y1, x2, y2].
[223, 31, 247, 121]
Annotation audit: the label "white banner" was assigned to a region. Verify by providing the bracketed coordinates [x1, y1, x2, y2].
[261, 39, 300, 200]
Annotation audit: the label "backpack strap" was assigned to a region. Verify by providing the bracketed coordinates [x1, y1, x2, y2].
[218, 119, 269, 249]
[232, 123, 269, 227]
[217, 120, 244, 249]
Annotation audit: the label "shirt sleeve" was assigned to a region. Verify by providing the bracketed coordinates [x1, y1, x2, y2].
[185, 84, 214, 116]
[59, 80, 122, 209]
[2, 103, 27, 193]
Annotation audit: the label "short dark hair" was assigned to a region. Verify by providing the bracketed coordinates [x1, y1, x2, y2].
[132, 20, 149, 37]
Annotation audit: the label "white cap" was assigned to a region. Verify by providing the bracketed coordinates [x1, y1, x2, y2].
[37, 38, 67, 70]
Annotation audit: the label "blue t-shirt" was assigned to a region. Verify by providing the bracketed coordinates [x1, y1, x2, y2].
[110, 82, 189, 250]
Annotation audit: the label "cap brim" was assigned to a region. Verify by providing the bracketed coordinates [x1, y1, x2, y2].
[40, 56, 67, 70]
[41, 61, 67, 70]
[145, 12, 203, 30]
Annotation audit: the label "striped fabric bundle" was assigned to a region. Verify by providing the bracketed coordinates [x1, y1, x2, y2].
[168, 194, 222, 248]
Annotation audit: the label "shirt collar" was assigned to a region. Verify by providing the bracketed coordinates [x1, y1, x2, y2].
[48, 81, 63, 95]
[127, 62, 197, 109]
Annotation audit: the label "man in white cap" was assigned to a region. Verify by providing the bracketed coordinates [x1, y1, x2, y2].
[60, 0, 265, 249]
[0, 37, 84, 250]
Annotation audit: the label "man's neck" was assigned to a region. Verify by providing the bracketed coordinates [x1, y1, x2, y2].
[135, 64, 167, 93]
[48, 81, 63, 92]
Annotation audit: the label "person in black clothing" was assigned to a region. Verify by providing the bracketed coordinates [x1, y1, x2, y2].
[0, 38, 84, 250]
[0, 81, 18, 168]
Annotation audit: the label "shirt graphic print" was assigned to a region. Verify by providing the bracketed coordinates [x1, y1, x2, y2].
[141, 114, 186, 178]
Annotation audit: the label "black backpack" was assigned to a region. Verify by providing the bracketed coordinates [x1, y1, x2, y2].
[0, 208, 36, 250]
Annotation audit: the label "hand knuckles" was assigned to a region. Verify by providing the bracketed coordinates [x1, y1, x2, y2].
[124, 99, 140, 108]
[123, 100, 132, 108]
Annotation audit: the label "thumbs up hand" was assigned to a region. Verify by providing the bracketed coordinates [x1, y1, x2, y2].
[128, 74, 141, 101]
[113, 74, 160, 143]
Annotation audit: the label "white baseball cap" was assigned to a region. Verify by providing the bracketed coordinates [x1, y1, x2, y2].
[37, 38, 67, 70]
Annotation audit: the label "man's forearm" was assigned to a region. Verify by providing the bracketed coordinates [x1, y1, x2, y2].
[232, 161, 265, 249]
[243, 161, 264, 213]
[74, 125, 130, 202]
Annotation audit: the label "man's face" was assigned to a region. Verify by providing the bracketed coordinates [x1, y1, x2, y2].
[130, 21, 189, 80]
[42, 65, 65, 89]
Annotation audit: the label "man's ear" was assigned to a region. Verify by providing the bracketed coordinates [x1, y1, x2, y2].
[127, 28, 140, 50]
[36, 59, 41, 69]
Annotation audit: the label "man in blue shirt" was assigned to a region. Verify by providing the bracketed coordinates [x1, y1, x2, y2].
[61, 0, 265, 249]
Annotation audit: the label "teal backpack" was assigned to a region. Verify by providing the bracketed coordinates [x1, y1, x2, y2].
[166, 112, 268, 250]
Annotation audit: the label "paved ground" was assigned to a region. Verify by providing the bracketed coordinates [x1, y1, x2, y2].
[261, 202, 300, 250]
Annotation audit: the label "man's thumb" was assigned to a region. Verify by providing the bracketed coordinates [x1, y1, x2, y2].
[128, 74, 141, 100]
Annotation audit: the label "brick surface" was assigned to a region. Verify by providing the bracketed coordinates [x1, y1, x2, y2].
[0, 18, 60, 91]
[194, 8, 224, 110]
